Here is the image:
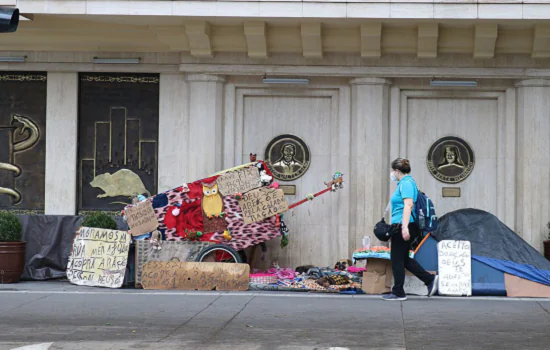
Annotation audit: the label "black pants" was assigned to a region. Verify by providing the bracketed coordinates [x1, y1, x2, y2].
[390, 223, 435, 297]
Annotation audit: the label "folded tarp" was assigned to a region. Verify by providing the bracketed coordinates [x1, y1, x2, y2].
[18, 214, 128, 281]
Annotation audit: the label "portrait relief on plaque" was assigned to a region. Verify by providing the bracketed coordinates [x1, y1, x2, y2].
[427, 136, 475, 184]
[264, 134, 311, 181]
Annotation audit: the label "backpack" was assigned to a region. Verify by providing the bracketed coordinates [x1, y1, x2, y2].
[400, 178, 438, 233]
[414, 190, 438, 233]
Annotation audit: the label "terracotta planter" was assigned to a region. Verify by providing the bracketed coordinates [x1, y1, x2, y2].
[544, 240, 550, 262]
[0, 242, 26, 283]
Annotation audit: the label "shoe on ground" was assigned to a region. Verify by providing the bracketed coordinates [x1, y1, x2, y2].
[382, 293, 407, 301]
[428, 275, 439, 297]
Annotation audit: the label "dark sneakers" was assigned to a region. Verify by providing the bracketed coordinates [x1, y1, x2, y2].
[428, 275, 439, 297]
[382, 294, 407, 301]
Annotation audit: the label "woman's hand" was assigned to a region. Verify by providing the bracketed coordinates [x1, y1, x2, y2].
[402, 225, 410, 241]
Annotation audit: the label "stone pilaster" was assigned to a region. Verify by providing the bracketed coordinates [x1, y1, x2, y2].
[158, 73, 188, 191]
[45, 72, 78, 215]
[184, 73, 226, 181]
[515, 79, 550, 251]
[349, 77, 391, 252]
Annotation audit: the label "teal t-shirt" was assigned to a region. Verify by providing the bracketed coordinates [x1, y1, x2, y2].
[391, 175, 418, 224]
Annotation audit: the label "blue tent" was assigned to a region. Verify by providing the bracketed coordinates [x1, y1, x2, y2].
[414, 209, 550, 296]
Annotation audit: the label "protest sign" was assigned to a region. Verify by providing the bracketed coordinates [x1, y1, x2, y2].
[125, 200, 158, 236]
[437, 240, 472, 296]
[217, 167, 261, 196]
[238, 187, 288, 224]
[141, 261, 250, 291]
[67, 227, 130, 288]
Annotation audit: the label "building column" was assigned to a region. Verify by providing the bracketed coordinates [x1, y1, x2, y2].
[349, 77, 391, 252]
[158, 73, 188, 191]
[45, 72, 78, 215]
[515, 79, 550, 252]
[184, 73, 225, 181]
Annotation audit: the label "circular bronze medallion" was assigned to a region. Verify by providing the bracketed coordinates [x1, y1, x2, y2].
[427, 136, 475, 184]
[264, 134, 311, 181]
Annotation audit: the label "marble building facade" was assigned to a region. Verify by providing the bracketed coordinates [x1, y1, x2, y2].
[0, 1, 550, 266]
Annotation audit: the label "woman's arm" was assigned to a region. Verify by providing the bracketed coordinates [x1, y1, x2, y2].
[401, 198, 413, 241]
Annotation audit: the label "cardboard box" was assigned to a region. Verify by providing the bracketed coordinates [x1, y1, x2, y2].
[362, 258, 392, 294]
[362, 257, 435, 295]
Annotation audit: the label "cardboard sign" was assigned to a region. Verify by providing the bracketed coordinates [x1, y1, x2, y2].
[438, 240, 472, 296]
[125, 200, 158, 236]
[216, 167, 261, 196]
[141, 261, 250, 291]
[238, 187, 288, 224]
[67, 227, 130, 288]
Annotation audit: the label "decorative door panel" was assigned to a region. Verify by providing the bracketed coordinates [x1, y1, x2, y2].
[224, 85, 351, 268]
[78, 73, 159, 213]
[0, 72, 47, 213]
[392, 90, 515, 228]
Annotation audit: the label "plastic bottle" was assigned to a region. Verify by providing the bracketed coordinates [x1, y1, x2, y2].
[362, 236, 371, 250]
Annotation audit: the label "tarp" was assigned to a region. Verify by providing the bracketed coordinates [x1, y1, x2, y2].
[415, 235, 507, 296]
[18, 214, 128, 281]
[432, 209, 550, 286]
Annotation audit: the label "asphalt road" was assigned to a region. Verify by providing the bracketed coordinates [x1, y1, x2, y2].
[1, 283, 550, 350]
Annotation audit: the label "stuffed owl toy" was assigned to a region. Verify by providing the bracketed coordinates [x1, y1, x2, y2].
[201, 182, 223, 218]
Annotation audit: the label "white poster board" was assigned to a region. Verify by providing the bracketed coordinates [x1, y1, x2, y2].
[437, 240, 472, 296]
[67, 227, 130, 288]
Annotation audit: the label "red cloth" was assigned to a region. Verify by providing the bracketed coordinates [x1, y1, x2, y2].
[164, 200, 204, 238]
[187, 175, 219, 199]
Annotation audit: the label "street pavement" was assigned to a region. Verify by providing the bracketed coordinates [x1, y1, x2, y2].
[0, 282, 549, 350]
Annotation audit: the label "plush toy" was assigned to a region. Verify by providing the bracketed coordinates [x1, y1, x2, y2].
[201, 182, 224, 219]
[260, 170, 273, 186]
[325, 172, 344, 191]
[222, 230, 232, 241]
[150, 230, 162, 250]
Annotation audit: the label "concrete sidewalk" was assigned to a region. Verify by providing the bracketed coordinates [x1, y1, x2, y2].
[1, 281, 549, 350]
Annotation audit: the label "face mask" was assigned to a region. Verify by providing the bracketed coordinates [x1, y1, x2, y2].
[390, 171, 398, 182]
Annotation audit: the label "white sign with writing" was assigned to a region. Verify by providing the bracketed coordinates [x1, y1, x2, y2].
[67, 227, 130, 289]
[437, 240, 472, 296]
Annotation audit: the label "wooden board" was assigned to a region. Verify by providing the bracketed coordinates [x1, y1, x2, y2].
[124, 200, 159, 236]
[437, 240, 472, 296]
[216, 166, 261, 196]
[238, 187, 288, 224]
[141, 261, 250, 291]
[66, 227, 131, 288]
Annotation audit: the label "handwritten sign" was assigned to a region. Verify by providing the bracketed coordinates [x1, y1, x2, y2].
[437, 240, 472, 296]
[125, 200, 158, 236]
[67, 227, 130, 288]
[217, 167, 261, 196]
[141, 261, 250, 291]
[238, 187, 288, 224]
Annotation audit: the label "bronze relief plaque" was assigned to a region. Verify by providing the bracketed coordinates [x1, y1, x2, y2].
[78, 73, 159, 212]
[0, 72, 47, 213]
[427, 136, 475, 184]
[264, 134, 310, 181]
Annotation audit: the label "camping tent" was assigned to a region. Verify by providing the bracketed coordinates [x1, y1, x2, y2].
[414, 208, 550, 297]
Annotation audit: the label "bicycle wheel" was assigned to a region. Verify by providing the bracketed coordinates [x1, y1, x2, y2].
[196, 244, 244, 263]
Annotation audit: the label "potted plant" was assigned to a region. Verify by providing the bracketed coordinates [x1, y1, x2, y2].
[544, 222, 550, 262]
[0, 212, 25, 284]
[81, 212, 118, 230]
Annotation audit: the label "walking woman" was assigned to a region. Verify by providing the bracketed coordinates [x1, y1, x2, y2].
[383, 158, 438, 301]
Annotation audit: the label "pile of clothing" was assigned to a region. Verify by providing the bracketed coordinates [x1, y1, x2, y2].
[252, 265, 363, 293]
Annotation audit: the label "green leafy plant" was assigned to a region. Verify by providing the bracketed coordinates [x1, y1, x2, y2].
[81, 212, 118, 230]
[0, 212, 23, 242]
[547, 222, 550, 240]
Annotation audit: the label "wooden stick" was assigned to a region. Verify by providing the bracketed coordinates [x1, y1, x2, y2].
[288, 186, 333, 210]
